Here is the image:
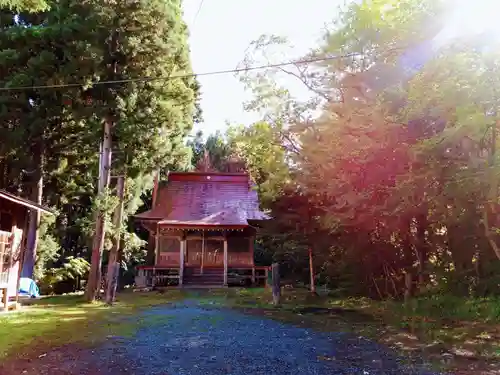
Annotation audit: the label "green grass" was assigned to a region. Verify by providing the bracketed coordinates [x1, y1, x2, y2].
[3, 287, 500, 373]
[0, 290, 186, 359]
[216, 288, 500, 372]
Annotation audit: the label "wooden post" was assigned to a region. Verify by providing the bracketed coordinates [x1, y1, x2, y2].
[179, 234, 185, 286]
[105, 176, 126, 305]
[15, 212, 29, 307]
[1, 287, 7, 310]
[154, 225, 159, 265]
[271, 263, 280, 305]
[223, 234, 228, 286]
[200, 231, 204, 275]
[404, 272, 412, 305]
[86, 119, 112, 301]
[249, 235, 255, 285]
[152, 266, 156, 288]
[309, 248, 316, 294]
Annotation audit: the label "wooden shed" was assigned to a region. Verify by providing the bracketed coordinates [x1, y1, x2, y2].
[0, 190, 53, 310]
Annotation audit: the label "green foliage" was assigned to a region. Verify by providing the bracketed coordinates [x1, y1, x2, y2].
[229, 0, 500, 301]
[34, 213, 60, 281]
[228, 122, 291, 202]
[0, 0, 200, 293]
[0, 291, 186, 358]
[0, 0, 48, 12]
[39, 256, 90, 295]
[187, 130, 232, 171]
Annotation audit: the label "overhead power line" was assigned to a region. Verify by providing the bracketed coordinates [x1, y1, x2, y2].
[0, 52, 363, 92]
[191, 0, 205, 27]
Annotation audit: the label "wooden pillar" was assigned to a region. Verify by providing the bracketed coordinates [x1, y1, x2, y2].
[1, 287, 7, 310]
[249, 235, 255, 285]
[179, 233, 185, 286]
[11, 214, 22, 309]
[154, 225, 159, 265]
[223, 233, 228, 287]
[200, 231, 205, 275]
[272, 263, 281, 305]
[153, 225, 159, 288]
[15, 211, 30, 307]
[309, 248, 316, 294]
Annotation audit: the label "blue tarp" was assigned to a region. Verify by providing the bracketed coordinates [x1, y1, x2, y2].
[19, 278, 40, 298]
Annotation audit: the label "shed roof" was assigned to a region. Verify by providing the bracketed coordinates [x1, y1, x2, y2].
[0, 189, 54, 215]
[135, 172, 269, 228]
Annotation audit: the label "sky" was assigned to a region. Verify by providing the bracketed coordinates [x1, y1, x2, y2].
[182, 0, 345, 136]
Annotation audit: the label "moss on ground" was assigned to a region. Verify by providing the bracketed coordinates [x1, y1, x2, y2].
[213, 288, 500, 374]
[0, 290, 186, 359]
[3, 287, 500, 374]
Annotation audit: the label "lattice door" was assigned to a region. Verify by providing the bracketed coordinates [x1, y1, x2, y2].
[0, 231, 12, 286]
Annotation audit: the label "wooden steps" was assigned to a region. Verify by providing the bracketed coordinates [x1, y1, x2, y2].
[183, 267, 224, 286]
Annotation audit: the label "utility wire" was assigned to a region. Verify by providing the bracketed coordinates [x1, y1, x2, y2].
[0, 51, 364, 92]
[191, 0, 205, 27]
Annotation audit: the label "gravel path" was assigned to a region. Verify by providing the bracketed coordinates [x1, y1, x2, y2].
[2, 300, 439, 375]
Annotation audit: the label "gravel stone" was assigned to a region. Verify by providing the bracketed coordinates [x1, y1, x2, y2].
[1, 300, 440, 375]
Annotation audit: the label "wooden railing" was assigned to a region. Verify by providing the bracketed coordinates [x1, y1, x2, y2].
[0, 230, 12, 287]
[186, 249, 221, 267]
[185, 251, 253, 267]
[158, 248, 254, 268]
[228, 252, 253, 266]
[135, 266, 180, 288]
[157, 252, 180, 267]
[135, 265, 270, 288]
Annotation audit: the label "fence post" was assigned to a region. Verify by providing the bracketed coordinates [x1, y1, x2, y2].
[271, 262, 280, 305]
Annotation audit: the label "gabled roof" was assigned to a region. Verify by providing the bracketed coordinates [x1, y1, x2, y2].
[135, 172, 270, 228]
[0, 189, 54, 215]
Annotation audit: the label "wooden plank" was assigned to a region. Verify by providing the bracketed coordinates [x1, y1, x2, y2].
[309, 248, 316, 294]
[154, 226, 159, 265]
[1, 287, 7, 310]
[185, 235, 225, 241]
[179, 236, 185, 286]
[223, 237, 228, 286]
[137, 266, 179, 271]
[154, 275, 180, 279]
[272, 263, 280, 305]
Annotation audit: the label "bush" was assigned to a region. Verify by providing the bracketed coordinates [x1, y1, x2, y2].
[38, 257, 90, 295]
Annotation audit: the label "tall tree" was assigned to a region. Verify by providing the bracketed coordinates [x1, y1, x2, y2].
[234, 0, 500, 297]
[0, 0, 200, 297]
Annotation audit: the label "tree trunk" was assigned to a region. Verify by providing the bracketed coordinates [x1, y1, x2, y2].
[271, 262, 281, 305]
[21, 147, 43, 279]
[85, 119, 112, 301]
[415, 212, 429, 289]
[308, 248, 316, 294]
[484, 119, 500, 260]
[105, 176, 125, 305]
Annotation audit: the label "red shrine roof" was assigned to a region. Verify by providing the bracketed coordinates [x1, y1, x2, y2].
[135, 172, 270, 228]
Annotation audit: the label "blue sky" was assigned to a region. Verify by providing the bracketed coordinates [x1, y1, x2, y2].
[182, 0, 345, 136]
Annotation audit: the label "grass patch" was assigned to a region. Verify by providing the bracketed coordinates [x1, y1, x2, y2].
[218, 288, 500, 373]
[0, 290, 186, 359]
